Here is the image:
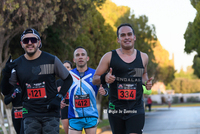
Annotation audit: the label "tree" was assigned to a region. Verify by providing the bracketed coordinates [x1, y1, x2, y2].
[153, 40, 175, 85]
[71, 7, 118, 68]
[171, 78, 200, 93]
[192, 55, 200, 77]
[97, 0, 130, 31]
[184, 0, 200, 77]
[0, 0, 105, 76]
[175, 65, 198, 79]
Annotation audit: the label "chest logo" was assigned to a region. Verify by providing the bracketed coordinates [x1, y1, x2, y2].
[32, 66, 41, 75]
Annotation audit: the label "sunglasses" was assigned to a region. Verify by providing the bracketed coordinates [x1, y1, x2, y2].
[22, 37, 39, 44]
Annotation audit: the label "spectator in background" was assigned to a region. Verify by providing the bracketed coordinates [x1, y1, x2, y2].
[56, 60, 73, 134]
[147, 96, 152, 112]
[167, 96, 172, 108]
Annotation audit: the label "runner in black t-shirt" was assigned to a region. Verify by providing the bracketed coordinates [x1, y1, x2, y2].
[56, 60, 73, 134]
[4, 84, 23, 134]
[93, 23, 153, 134]
[1, 28, 73, 134]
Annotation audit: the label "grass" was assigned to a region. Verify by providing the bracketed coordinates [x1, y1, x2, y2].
[152, 102, 200, 108]
[97, 119, 110, 128]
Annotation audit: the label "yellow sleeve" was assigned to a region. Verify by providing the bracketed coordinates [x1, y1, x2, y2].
[143, 85, 152, 95]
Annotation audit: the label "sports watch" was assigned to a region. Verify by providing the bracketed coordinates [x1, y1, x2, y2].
[56, 94, 63, 100]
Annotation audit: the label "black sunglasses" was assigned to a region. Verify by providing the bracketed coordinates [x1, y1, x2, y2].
[22, 37, 39, 44]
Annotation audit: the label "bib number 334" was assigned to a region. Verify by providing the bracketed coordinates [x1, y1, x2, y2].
[117, 83, 137, 100]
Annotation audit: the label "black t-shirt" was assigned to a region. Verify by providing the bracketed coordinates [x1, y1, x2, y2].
[109, 49, 145, 118]
[9, 51, 70, 118]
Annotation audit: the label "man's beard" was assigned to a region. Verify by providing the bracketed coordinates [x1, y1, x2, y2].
[25, 47, 38, 57]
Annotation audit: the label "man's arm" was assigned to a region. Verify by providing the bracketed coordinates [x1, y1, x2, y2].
[1, 69, 17, 96]
[54, 56, 73, 96]
[92, 52, 111, 85]
[59, 74, 73, 97]
[141, 52, 153, 90]
[48, 57, 73, 110]
[1, 73, 14, 95]
[4, 94, 13, 105]
[141, 52, 149, 84]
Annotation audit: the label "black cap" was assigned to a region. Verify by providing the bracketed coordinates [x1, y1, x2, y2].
[21, 28, 42, 48]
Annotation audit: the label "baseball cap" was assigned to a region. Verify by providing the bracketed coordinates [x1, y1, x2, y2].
[21, 28, 42, 48]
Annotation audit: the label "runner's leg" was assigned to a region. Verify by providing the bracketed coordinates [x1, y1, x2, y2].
[125, 114, 145, 134]
[108, 113, 125, 134]
[12, 108, 22, 134]
[23, 117, 42, 134]
[85, 127, 97, 134]
[61, 106, 69, 134]
[42, 117, 59, 134]
[62, 119, 69, 134]
[69, 129, 82, 134]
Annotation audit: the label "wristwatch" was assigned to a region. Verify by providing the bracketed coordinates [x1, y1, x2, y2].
[56, 94, 63, 100]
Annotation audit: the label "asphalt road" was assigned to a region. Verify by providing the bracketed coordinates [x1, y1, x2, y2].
[144, 107, 200, 134]
[101, 107, 200, 134]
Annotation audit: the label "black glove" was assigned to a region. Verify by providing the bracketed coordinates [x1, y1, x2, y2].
[47, 95, 62, 110]
[1, 56, 17, 95]
[2, 55, 17, 76]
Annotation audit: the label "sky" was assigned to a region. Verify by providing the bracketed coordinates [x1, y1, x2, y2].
[111, 0, 197, 72]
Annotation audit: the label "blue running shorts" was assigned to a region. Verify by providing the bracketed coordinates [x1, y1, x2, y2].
[69, 117, 98, 131]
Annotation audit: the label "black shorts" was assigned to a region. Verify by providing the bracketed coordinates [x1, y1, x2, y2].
[61, 106, 68, 120]
[23, 116, 59, 134]
[108, 113, 145, 134]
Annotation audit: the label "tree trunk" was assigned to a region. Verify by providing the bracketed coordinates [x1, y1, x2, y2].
[0, 100, 8, 134]
[5, 105, 15, 134]
[0, 94, 16, 134]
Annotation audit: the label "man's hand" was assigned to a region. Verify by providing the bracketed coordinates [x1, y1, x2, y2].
[60, 99, 68, 109]
[105, 68, 116, 84]
[99, 84, 106, 96]
[2, 55, 17, 75]
[11, 92, 16, 98]
[145, 77, 153, 90]
[47, 96, 61, 110]
[11, 87, 21, 98]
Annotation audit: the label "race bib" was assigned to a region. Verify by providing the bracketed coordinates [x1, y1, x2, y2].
[65, 92, 69, 100]
[117, 83, 137, 100]
[26, 82, 47, 99]
[75, 94, 90, 108]
[14, 110, 23, 119]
